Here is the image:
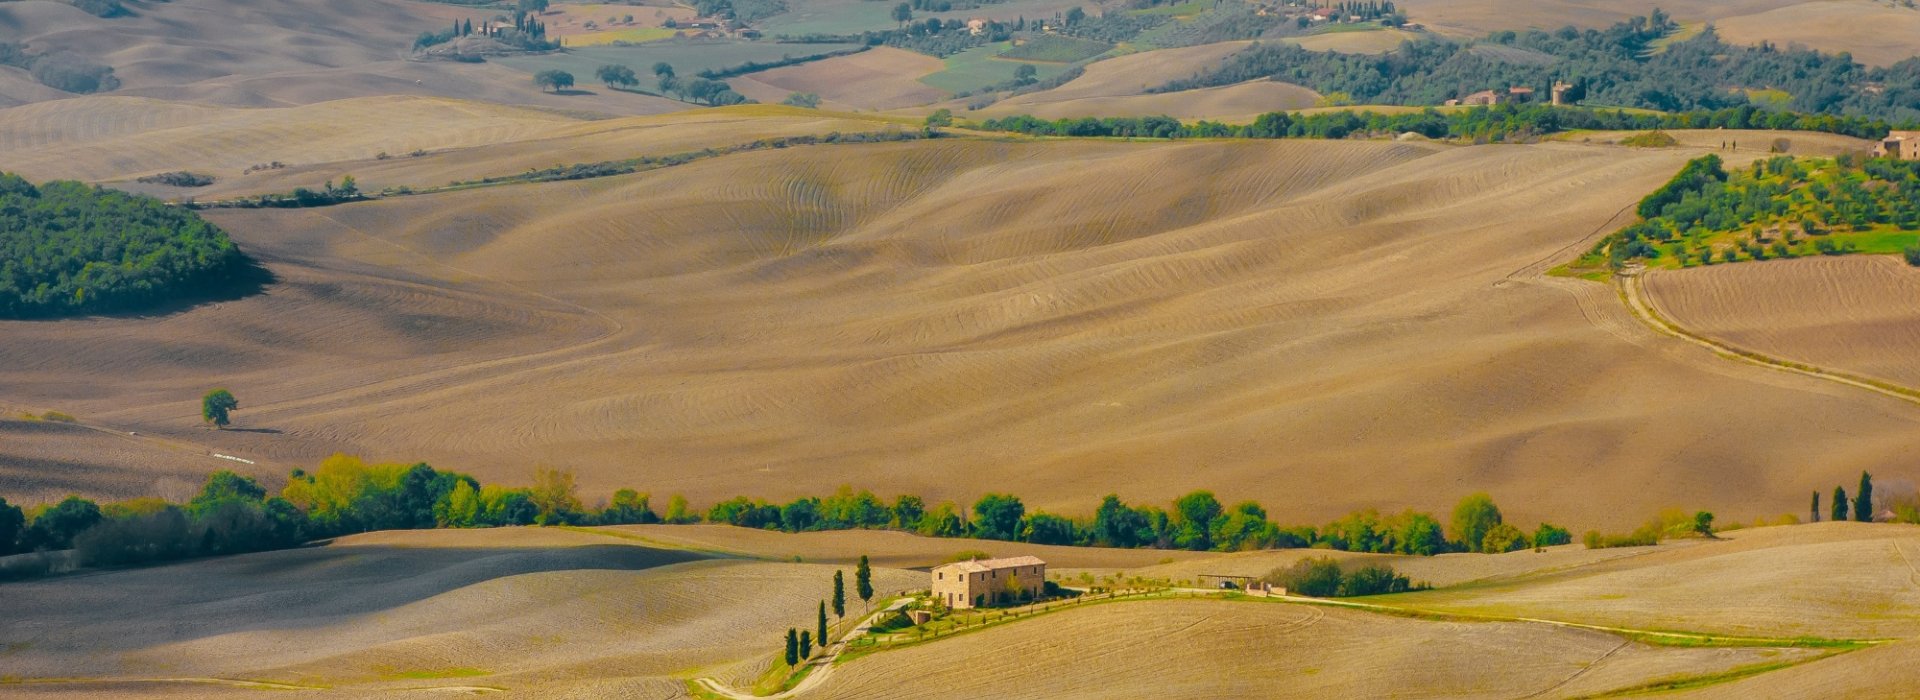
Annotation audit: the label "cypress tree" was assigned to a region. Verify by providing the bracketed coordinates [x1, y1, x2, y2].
[1811, 490, 1820, 523]
[799, 630, 812, 658]
[1856, 471, 1875, 522]
[817, 600, 828, 648]
[856, 554, 873, 606]
[1833, 486, 1849, 522]
[832, 570, 846, 617]
[784, 628, 798, 666]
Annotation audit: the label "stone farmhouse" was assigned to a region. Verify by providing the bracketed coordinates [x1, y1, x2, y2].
[931, 556, 1046, 609]
[1873, 131, 1920, 160]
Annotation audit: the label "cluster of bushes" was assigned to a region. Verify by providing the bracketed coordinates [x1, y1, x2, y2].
[0, 43, 120, 94]
[1582, 509, 1716, 549]
[1153, 12, 1920, 123]
[0, 456, 683, 571]
[707, 487, 1569, 557]
[1262, 557, 1423, 597]
[973, 103, 1906, 144]
[692, 0, 785, 22]
[1593, 152, 1920, 267]
[135, 171, 216, 188]
[0, 172, 255, 318]
[205, 176, 364, 209]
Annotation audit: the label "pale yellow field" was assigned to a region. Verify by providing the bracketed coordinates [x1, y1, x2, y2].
[1643, 255, 1920, 390]
[0, 97, 903, 197]
[9, 126, 1920, 528]
[730, 47, 949, 111]
[1716, 1, 1920, 66]
[1394, 0, 1920, 65]
[1284, 28, 1420, 54]
[981, 80, 1322, 121]
[599, 524, 1211, 569]
[810, 598, 1822, 699]
[0, 526, 921, 698]
[0, 0, 684, 113]
[1388, 523, 1920, 639]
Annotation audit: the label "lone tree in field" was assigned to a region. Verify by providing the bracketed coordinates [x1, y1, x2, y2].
[1856, 472, 1875, 522]
[799, 630, 812, 658]
[1693, 511, 1715, 538]
[856, 554, 874, 607]
[832, 570, 846, 617]
[817, 600, 829, 648]
[652, 61, 674, 79]
[533, 69, 574, 93]
[891, 2, 912, 26]
[201, 388, 239, 429]
[595, 64, 638, 89]
[1811, 490, 1821, 523]
[1450, 492, 1502, 553]
[1833, 486, 1850, 522]
[784, 628, 798, 666]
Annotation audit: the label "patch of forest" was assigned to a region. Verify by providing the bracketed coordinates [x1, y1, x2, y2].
[0, 173, 260, 319]
[1581, 153, 1920, 269]
[1154, 12, 1920, 124]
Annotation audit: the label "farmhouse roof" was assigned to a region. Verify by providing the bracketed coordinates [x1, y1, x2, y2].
[935, 555, 1046, 573]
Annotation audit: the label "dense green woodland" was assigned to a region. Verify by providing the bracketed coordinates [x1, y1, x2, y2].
[1595, 154, 1920, 268]
[1156, 12, 1920, 123]
[0, 173, 254, 319]
[972, 103, 1902, 141]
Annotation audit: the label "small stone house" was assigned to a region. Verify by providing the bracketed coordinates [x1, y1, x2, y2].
[1873, 131, 1920, 160]
[931, 556, 1046, 609]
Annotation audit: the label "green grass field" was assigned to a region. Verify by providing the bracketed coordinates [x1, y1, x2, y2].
[756, 1, 899, 36]
[998, 35, 1112, 63]
[1310, 21, 1386, 34]
[920, 41, 1068, 93]
[1129, 0, 1210, 17]
[495, 41, 864, 92]
[561, 28, 678, 47]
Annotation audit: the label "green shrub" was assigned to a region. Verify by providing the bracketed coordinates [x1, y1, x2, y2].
[1905, 245, 1920, 267]
[1263, 556, 1421, 597]
[0, 173, 257, 318]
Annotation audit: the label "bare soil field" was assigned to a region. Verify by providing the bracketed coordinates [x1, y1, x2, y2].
[980, 79, 1321, 121]
[729, 47, 948, 111]
[1715, 1, 1920, 66]
[973, 41, 1258, 113]
[0, 0, 685, 112]
[1395, 0, 1920, 64]
[0, 526, 920, 698]
[599, 524, 1210, 569]
[1642, 255, 1920, 390]
[1284, 28, 1419, 54]
[1561, 129, 1872, 157]
[8, 128, 1920, 527]
[1104, 541, 1666, 588]
[0, 96, 903, 196]
[1386, 523, 1920, 639]
[0, 417, 236, 504]
[809, 598, 1822, 699]
[1664, 639, 1920, 699]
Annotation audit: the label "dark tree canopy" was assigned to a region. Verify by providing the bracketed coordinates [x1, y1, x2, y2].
[0, 173, 254, 318]
[202, 388, 239, 428]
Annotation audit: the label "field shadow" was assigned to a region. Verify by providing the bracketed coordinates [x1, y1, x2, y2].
[553, 88, 598, 96]
[3, 255, 279, 323]
[0, 543, 711, 654]
[220, 427, 282, 434]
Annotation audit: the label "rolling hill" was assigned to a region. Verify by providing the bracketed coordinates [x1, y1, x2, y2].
[4, 111, 1916, 529]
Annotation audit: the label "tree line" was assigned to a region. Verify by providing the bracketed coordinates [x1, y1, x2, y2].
[706, 488, 1572, 556]
[1153, 12, 1920, 123]
[968, 103, 1907, 143]
[0, 172, 255, 319]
